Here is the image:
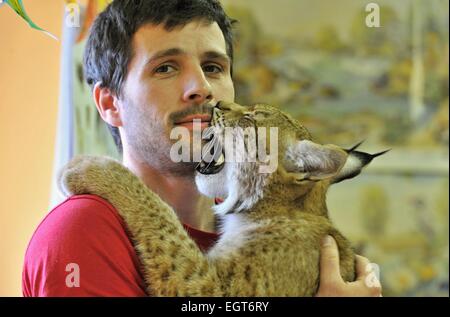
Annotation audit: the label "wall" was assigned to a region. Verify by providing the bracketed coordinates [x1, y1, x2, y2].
[0, 0, 64, 296]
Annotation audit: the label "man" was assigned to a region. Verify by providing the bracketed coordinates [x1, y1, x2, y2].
[23, 0, 382, 297]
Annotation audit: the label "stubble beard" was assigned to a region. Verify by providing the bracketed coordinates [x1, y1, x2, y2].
[123, 99, 197, 179]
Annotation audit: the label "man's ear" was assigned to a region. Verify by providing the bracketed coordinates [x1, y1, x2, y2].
[283, 140, 348, 183]
[93, 82, 123, 127]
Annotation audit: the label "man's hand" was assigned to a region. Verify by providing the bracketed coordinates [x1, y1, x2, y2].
[315, 235, 382, 297]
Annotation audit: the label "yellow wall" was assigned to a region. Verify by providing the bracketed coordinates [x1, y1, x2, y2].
[0, 0, 64, 296]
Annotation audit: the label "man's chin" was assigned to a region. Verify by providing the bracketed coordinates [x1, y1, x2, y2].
[169, 138, 205, 163]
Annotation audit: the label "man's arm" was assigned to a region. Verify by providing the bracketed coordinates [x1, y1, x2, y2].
[315, 235, 382, 297]
[22, 195, 147, 297]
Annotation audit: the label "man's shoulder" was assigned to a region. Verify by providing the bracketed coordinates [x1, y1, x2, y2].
[36, 194, 124, 235]
[51, 194, 120, 220]
[25, 194, 128, 255]
[23, 194, 147, 296]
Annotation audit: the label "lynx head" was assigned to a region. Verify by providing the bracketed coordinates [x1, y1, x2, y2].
[195, 102, 389, 216]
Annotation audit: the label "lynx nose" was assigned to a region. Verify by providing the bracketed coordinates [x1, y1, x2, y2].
[215, 101, 230, 111]
[215, 101, 235, 111]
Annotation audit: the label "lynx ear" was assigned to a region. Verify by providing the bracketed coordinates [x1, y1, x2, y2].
[284, 140, 390, 184]
[284, 140, 348, 182]
[331, 141, 390, 184]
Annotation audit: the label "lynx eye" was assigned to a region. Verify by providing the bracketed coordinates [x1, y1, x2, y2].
[253, 111, 271, 120]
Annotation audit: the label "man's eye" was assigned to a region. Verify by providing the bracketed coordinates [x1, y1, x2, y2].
[203, 64, 223, 74]
[154, 64, 176, 74]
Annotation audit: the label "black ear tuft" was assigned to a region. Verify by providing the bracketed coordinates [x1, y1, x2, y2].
[345, 140, 366, 153]
[372, 149, 391, 158]
[332, 147, 390, 184]
[351, 149, 390, 166]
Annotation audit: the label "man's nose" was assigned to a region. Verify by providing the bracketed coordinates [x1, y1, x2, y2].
[182, 69, 213, 105]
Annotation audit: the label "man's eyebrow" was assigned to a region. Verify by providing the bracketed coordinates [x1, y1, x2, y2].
[202, 51, 230, 64]
[145, 48, 186, 65]
[144, 48, 231, 66]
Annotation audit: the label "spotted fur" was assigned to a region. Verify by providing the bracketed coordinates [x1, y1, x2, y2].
[59, 102, 386, 296]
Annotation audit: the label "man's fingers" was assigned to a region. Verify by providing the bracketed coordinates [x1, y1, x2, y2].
[346, 279, 383, 297]
[355, 255, 371, 281]
[316, 242, 383, 296]
[319, 235, 343, 286]
[354, 254, 382, 296]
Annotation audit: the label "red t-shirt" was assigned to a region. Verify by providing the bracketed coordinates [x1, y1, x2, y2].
[22, 194, 219, 297]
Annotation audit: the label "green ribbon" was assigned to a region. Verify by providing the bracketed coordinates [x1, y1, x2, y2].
[3, 0, 58, 40]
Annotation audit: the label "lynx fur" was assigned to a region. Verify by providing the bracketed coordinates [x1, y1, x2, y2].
[59, 102, 386, 296]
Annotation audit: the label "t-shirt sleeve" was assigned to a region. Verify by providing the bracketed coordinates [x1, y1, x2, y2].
[22, 195, 147, 297]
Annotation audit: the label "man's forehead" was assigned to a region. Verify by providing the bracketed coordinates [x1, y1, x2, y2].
[132, 20, 227, 57]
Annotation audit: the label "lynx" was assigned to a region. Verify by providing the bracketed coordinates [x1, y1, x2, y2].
[59, 102, 387, 296]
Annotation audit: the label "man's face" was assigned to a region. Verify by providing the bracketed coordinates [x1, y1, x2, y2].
[118, 20, 235, 177]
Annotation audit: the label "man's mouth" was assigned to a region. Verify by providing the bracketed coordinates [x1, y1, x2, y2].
[174, 114, 211, 130]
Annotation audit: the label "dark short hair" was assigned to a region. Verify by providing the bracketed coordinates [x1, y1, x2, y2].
[83, 0, 236, 153]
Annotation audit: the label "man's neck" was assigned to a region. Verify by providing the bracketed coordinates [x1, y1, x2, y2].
[122, 152, 216, 233]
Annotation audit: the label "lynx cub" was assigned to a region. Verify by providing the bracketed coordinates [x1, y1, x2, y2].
[59, 102, 387, 296]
